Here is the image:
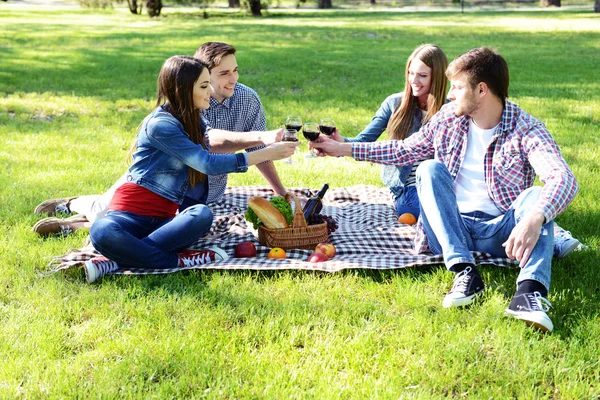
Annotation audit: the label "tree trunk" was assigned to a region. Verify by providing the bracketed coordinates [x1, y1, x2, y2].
[248, 0, 261, 16]
[147, 0, 162, 17]
[127, 0, 142, 14]
[370, 0, 376, 4]
[318, 0, 332, 8]
[540, 0, 560, 7]
[595, 0, 600, 12]
[228, 0, 240, 7]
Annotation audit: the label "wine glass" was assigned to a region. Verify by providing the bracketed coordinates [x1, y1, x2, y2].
[282, 128, 298, 164]
[285, 116, 303, 134]
[302, 122, 320, 158]
[319, 118, 336, 137]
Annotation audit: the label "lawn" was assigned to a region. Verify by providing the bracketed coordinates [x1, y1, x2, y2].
[1, 4, 599, 398]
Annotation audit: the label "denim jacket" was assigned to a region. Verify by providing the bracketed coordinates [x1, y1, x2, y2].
[127, 106, 248, 204]
[345, 93, 422, 199]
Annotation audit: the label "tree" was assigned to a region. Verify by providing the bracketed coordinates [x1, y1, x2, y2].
[244, 0, 262, 16]
[146, 0, 162, 17]
[228, 0, 240, 7]
[595, 0, 600, 12]
[540, 0, 560, 7]
[127, 0, 142, 14]
[318, 0, 332, 9]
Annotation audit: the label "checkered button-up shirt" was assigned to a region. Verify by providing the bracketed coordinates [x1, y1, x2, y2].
[203, 83, 267, 203]
[352, 101, 579, 253]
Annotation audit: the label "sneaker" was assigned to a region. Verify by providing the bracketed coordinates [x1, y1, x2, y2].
[505, 291, 553, 333]
[554, 227, 587, 258]
[177, 246, 229, 268]
[34, 196, 79, 216]
[83, 256, 119, 283]
[442, 266, 486, 308]
[32, 214, 88, 237]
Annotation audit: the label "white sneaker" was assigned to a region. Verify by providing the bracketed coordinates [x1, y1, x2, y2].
[84, 256, 118, 283]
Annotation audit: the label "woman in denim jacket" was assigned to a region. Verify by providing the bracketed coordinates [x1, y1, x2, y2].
[331, 44, 448, 218]
[83, 56, 298, 283]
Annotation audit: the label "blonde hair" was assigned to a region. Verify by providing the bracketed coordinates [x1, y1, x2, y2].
[387, 44, 449, 140]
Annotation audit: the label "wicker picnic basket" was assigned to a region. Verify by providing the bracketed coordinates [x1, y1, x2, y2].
[257, 192, 329, 250]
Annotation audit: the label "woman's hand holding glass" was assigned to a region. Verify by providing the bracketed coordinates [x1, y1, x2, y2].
[282, 128, 299, 164]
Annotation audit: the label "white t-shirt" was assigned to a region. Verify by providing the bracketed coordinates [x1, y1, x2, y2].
[454, 119, 502, 216]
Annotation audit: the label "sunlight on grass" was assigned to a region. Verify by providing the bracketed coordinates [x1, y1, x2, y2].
[1, 5, 600, 398]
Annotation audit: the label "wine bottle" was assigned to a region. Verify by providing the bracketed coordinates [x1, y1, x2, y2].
[303, 183, 329, 221]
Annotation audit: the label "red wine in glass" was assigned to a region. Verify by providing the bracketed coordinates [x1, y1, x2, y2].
[319, 118, 336, 136]
[319, 125, 336, 136]
[303, 130, 320, 141]
[283, 136, 299, 142]
[286, 123, 303, 133]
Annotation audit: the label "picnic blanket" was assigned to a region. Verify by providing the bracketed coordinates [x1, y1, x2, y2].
[48, 185, 517, 276]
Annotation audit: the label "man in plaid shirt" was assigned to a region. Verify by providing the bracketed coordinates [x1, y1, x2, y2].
[311, 47, 579, 333]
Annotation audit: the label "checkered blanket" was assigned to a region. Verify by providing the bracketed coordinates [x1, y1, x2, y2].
[48, 185, 517, 276]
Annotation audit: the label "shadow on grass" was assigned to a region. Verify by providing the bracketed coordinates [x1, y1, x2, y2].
[2, 13, 599, 105]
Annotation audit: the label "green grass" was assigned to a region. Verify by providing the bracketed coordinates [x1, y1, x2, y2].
[1, 5, 600, 398]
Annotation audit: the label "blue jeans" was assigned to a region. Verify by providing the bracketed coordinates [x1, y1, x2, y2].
[394, 186, 421, 218]
[416, 160, 553, 291]
[89, 204, 213, 269]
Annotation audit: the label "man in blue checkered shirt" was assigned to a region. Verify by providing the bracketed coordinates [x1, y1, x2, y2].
[33, 42, 288, 236]
[191, 42, 287, 206]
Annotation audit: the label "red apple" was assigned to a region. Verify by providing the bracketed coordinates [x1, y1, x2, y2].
[234, 241, 257, 258]
[315, 242, 336, 259]
[308, 251, 329, 263]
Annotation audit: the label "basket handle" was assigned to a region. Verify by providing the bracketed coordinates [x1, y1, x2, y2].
[285, 192, 307, 228]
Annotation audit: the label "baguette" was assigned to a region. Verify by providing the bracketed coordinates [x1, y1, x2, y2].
[248, 197, 288, 229]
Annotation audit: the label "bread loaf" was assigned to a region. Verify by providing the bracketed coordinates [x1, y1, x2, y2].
[248, 197, 288, 229]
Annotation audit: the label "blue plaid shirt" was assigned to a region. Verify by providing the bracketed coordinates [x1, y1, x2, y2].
[202, 83, 267, 203]
[353, 101, 579, 253]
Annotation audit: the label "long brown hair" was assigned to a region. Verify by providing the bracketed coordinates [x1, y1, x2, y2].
[387, 44, 449, 140]
[156, 55, 208, 187]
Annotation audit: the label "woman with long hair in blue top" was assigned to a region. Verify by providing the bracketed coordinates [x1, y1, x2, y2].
[329, 44, 448, 219]
[84, 56, 298, 283]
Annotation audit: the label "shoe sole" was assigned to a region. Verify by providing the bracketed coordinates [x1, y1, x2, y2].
[505, 309, 553, 333]
[206, 246, 230, 261]
[442, 288, 485, 308]
[83, 260, 99, 284]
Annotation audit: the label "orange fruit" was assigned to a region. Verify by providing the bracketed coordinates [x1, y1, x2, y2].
[268, 247, 286, 259]
[397, 213, 417, 226]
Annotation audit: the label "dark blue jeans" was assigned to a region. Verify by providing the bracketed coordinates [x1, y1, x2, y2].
[89, 204, 213, 269]
[394, 185, 421, 218]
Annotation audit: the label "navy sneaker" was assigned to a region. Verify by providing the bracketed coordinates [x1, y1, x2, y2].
[442, 266, 486, 308]
[505, 291, 553, 333]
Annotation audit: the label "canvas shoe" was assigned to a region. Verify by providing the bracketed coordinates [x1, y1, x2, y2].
[442, 266, 486, 308]
[32, 214, 88, 237]
[505, 291, 553, 333]
[554, 227, 588, 258]
[177, 247, 229, 268]
[34, 196, 79, 216]
[83, 256, 119, 283]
